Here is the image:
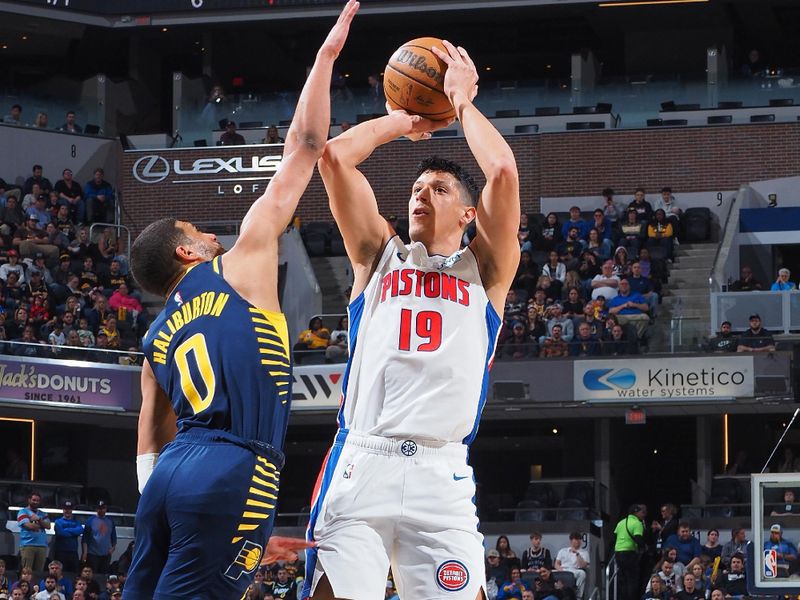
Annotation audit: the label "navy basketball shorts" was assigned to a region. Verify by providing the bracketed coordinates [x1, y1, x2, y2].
[124, 430, 283, 600]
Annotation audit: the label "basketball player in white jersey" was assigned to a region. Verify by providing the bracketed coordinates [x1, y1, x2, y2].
[303, 41, 520, 600]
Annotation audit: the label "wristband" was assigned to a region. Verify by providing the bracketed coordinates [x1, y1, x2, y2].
[136, 453, 159, 494]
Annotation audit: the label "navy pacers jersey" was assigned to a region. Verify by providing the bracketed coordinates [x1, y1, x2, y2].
[142, 255, 292, 449]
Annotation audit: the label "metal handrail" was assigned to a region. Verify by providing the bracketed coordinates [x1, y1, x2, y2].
[605, 553, 619, 600]
[708, 190, 739, 294]
[89, 221, 131, 259]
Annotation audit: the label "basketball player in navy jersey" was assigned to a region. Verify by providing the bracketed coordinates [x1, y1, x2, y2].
[305, 41, 520, 599]
[123, 3, 359, 599]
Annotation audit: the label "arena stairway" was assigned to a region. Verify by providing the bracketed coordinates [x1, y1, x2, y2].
[650, 242, 717, 352]
[310, 256, 352, 315]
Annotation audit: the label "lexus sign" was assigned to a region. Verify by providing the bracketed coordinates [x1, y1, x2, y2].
[132, 154, 283, 185]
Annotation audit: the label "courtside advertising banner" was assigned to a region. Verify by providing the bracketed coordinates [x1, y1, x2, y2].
[573, 356, 754, 402]
[0, 355, 136, 410]
[291, 364, 344, 410]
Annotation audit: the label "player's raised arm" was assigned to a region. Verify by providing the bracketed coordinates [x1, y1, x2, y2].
[222, 1, 359, 299]
[136, 359, 177, 493]
[433, 41, 520, 310]
[319, 110, 449, 294]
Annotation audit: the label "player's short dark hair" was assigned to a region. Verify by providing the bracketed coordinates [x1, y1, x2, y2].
[415, 156, 479, 207]
[131, 217, 190, 297]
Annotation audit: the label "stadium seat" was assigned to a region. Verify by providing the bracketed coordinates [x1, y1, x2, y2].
[239, 121, 263, 128]
[683, 207, 711, 242]
[515, 500, 545, 522]
[535, 106, 560, 116]
[647, 246, 669, 262]
[675, 103, 700, 110]
[647, 119, 663, 127]
[302, 221, 331, 238]
[279, 119, 292, 126]
[566, 122, 605, 130]
[431, 129, 457, 137]
[193, 139, 208, 147]
[662, 119, 688, 126]
[514, 124, 539, 134]
[769, 98, 794, 107]
[573, 106, 597, 114]
[717, 101, 743, 109]
[522, 571, 539, 589]
[750, 114, 775, 123]
[329, 229, 346, 256]
[84, 124, 100, 135]
[495, 109, 520, 118]
[552, 571, 577, 590]
[564, 481, 594, 507]
[707, 115, 732, 124]
[557, 498, 587, 520]
[524, 482, 559, 510]
[304, 232, 327, 257]
[660, 101, 676, 111]
[596, 103, 613, 114]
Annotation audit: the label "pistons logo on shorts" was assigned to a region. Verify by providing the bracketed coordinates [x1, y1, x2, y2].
[436, 560, 470, 592]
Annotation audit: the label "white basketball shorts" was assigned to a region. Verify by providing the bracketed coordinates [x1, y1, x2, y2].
[305, 430, 486, 599]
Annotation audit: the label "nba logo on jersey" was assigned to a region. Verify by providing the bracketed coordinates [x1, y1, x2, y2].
[764, 548, 778, 578]
[224, 540, 263, 580]
[436, 560, 469, 592]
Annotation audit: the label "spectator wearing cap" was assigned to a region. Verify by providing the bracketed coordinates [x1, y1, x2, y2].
[53, 501, 84, 573]
[83, 169, 115, 225]
[13, 214, 58, 262]
[763, 523, 796, 577]
[736, 315, 776, 353]
[219, 121, 246, 146]
[706, 321, 738, 353]
[27, 195, 52, 228]
[98, 574, 121, 600]
[503, 320, 532, 359]
[82, 501, 116, 574]
[0, 250, 25, 284]
[54, 169, 85, 224]
[771, 268, 796, 291]
[486, 548, 508, 588]
[53, 205, 75, 240]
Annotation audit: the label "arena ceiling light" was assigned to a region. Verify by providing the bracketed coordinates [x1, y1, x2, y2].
[598, 0, 708, 6]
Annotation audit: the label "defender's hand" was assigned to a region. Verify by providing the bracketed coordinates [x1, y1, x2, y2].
[261, 536, 314, 565]
[432, 41, 479, 105]
[319, 0, 359, 60]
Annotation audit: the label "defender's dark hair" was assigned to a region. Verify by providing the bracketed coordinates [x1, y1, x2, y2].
[130, 218, 190, 297]
[415, 156, 479, 207]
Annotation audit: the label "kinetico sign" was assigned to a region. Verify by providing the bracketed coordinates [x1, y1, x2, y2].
[573, 356, 754, 402]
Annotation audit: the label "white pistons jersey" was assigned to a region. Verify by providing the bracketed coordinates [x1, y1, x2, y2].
[338, 236, 502, 444]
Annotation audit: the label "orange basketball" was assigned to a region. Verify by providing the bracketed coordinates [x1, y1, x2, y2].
[384, 37, 455, 121]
